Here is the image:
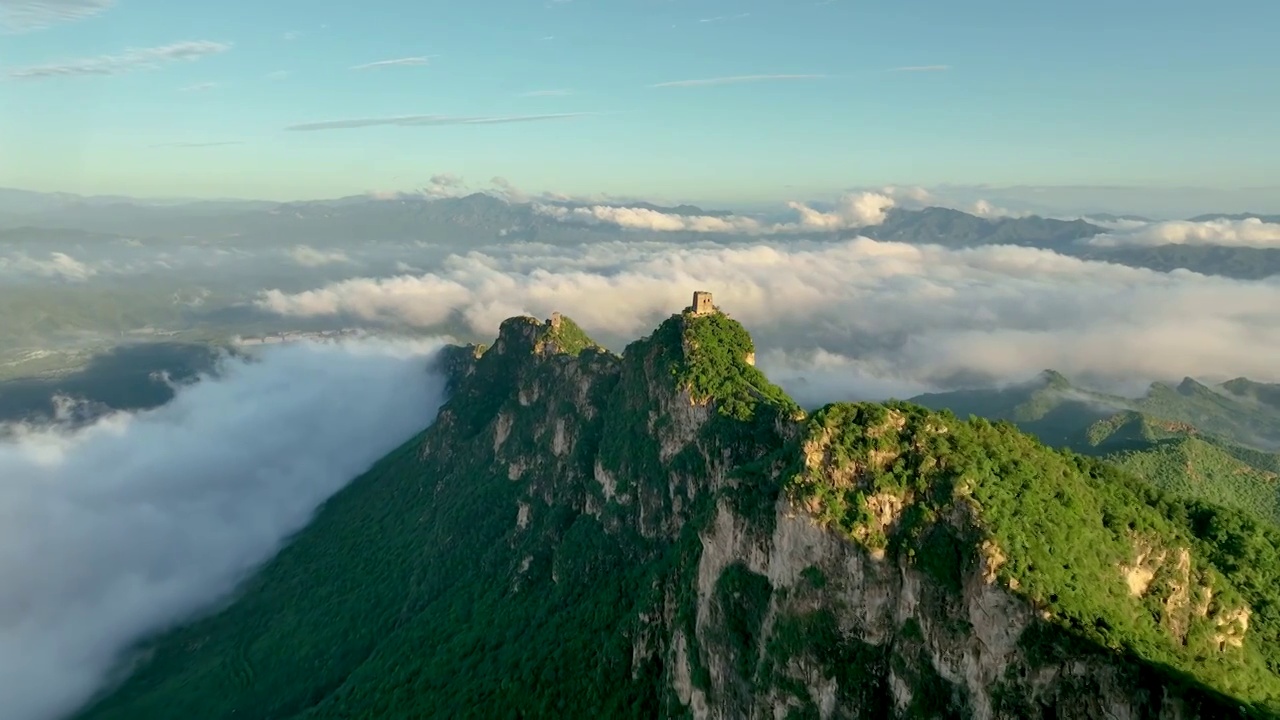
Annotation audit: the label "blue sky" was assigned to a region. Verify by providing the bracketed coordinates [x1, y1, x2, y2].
[1, 0, 1277, 208]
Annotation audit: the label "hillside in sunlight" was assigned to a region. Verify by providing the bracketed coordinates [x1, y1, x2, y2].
[70, 297, 1280, 719]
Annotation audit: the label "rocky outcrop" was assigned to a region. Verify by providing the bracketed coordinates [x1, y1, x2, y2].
[445, 308, 1248, 719]
[73, 303, 1276, 720]
[669, 498, 1223, 720]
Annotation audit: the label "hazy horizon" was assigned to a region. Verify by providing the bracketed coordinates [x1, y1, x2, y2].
[5, 181, 1280, 221]
[3, 0, 1279, 211]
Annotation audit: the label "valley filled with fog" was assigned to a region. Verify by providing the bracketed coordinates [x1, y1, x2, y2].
[7, 0, 1280, 715]
[3, 185, 1280, 719]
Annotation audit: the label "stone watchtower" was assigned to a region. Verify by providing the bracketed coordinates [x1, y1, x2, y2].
[690, 291, 715, 316]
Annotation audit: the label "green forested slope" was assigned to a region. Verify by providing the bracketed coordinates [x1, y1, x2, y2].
[78, 323, 674, 719]
[791, 402, 1280, 713]
[74, 308, 1280, 719]
[76, 309, 797, 719]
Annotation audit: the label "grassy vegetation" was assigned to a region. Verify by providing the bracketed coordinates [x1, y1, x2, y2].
[75, 318, 676, 720]
[658, 311, 800, 425]
[1107, 437, 1280, 525]
[788, 400, 1280, 716]
[542, 314, 599, 356]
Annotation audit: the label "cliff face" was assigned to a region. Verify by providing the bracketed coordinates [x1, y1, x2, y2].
[685, 500, 1201, 720]
[76, 308, 1279, 720]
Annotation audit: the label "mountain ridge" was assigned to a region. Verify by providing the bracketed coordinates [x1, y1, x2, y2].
[73, 297, 1280, 719]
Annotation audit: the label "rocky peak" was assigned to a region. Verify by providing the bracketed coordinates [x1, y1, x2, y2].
[486, 312, 602, 358]
[493, 315, 548, 354]
[424, 300, 1279, 717]
[74, 294, 1280, 720]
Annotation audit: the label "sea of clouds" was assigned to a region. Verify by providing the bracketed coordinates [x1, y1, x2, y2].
[256, 235, 1280, 400]
[5, 192, 1280, 719]
[0, 337, 449, 720]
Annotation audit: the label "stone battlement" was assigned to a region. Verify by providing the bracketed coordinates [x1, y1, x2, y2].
[689, 291, 715, 316]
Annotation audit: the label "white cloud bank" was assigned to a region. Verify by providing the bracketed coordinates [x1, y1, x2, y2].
[257, 238, 1280, 395]
[0, 337, 449, 720]
[1088, 217, 1280, 249]
[533, 191, 897, 234]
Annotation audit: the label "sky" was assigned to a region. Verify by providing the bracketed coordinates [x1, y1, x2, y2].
[1, 0, 1278, 207]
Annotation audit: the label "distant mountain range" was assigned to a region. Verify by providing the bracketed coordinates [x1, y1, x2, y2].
[912, 370, 1280, 525]
[1189, 213, 1280, 223]
[865, 208, 1280, 279]
[3, 187, 1278, 279]
[1071, 244, 1280, 281]
[865, 206, 1102, 249]
[0, 187, 275, 215]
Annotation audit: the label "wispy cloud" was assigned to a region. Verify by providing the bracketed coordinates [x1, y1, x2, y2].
[349, 56, 435, 71]
[6, 40, 231, 80]
[284, 112, 598, 132]
[179, 81, 218, 92]
[264, 70, 291, 81]
[888, 65, 950, 72]
[698, 12, 751, 23]
[518, 88, 573, 97]
[0, 0, 112, 33]
[149, 141, 246, 148]
[282, 30, 300, 41]
[650, 73, 826, 88]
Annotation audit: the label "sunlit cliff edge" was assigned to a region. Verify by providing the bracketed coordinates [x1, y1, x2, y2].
[77, 292, 1280, 719]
